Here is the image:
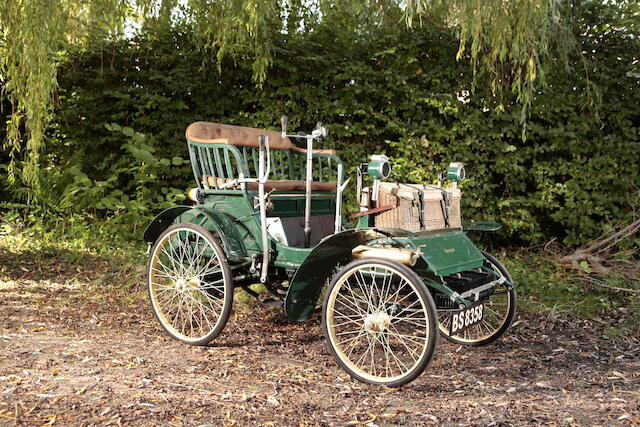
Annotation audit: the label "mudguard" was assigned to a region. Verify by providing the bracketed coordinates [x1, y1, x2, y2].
[462, 221, 502, 232]
[285, 228, 414, 322]
[142, 206, 247, 261]
[143, 206, 190, 243]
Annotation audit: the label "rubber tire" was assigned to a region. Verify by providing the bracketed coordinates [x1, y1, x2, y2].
[147, 222, 233, 346]
[322, 258, 438, 387]
[438, 251, 516, 346]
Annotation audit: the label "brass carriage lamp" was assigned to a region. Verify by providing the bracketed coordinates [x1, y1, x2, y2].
[367, 154, 392, 181]
[447, 162, 466, 182]
[357, 154, 392, 209]
[440, 162, 466, 188]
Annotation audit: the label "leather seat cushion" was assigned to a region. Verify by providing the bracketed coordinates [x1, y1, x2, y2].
[246, 180, 337, 192]
[203, 176, 337, 192]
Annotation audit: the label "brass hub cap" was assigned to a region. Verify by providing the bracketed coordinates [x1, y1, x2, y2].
[175, 278, 187, 291]
[363, 312, 391, 333]
[174, 277, 201, 292]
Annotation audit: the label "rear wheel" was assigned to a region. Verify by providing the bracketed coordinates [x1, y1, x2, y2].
[322, 259, 437, 387]
[437, 252, 516, 346]
[147, 223, 233, 345]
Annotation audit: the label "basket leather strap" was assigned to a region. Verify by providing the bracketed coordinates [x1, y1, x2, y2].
[417, 189, 425, 229]
[403, 183, 426, 229]
[440, 189, 450, 227]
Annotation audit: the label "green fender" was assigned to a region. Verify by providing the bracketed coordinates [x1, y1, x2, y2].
[284, 227, 415, 322]
[462, 221, 502, 232]
[143, 206, 191, 243]
[142, 205, 247, 261]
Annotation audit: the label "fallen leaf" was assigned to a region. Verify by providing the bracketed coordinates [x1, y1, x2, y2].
[267, 395, 280, 406]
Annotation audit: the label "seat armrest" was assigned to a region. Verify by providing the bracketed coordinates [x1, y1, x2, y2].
[290, 146, 336, 155]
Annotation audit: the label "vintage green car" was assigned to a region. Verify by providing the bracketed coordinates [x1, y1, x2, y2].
[143, 118, 516, 387]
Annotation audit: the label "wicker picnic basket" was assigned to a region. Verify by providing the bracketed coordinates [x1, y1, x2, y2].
[374, 182, 461, 232]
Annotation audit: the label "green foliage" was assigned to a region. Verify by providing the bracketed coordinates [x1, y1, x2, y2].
[0, 0, 130, 197]
[59, 123, 187, 220]
[1, 0, 615, 199]
[0, 208, 143, 260]
[1, 2, 638, 247]
[405, 0, 582, 136]
[0, 0, 64, 194]
[572, 260, 592, 274]
[191, 0, 279, 84]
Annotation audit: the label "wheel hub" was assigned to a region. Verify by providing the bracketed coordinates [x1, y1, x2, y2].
[175, 278, 186, 291]
[363, 312, 391, 333]
[175, 277, 201, 291]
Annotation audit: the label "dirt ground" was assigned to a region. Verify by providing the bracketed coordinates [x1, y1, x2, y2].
[1, 251, 639, 426]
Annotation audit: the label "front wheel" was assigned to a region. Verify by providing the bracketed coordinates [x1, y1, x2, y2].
[322, 259, 438, 387]
[437, 251, 516, 346]
[147, 223, 233, 346]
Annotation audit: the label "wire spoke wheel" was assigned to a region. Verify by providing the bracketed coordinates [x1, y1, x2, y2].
[438, 252, 516, 346]
[148, 223, 233, 345]
[322, 259, 437, 387]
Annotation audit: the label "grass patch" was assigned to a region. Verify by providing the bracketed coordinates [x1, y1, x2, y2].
[1, 211, 147, 263]
[0, 215, 148, 312]
[499, 249, 639, 332]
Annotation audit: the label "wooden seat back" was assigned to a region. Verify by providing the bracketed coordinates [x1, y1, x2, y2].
[186, 122, 292, 150]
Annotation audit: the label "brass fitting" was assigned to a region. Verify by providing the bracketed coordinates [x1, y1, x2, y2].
[352, 245, 419, 266]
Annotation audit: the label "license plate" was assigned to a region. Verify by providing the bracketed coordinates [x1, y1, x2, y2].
[450, 301, 484, 335]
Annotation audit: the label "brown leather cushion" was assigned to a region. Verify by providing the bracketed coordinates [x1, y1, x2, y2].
[186, 121, 292, 150]
[246, 180, 337, 192]
[203, 176, 336, 192]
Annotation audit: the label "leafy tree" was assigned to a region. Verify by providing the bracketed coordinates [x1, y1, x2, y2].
[0, 0, 611, 200]
[24, 3, 635, 246]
